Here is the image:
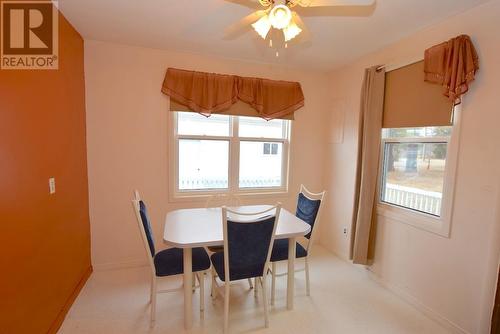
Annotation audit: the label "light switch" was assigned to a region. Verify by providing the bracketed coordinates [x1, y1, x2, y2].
[49, 177, 56, 194]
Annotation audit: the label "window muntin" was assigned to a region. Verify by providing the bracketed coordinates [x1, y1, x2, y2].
[379, 126, 452, 217]
[173, 112, 290, 194]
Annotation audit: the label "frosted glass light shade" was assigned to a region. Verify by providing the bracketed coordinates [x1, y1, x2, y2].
[252, 15, 271, 39]
[283, 21, 302, 42]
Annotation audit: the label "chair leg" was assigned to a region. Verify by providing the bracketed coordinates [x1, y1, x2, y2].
[260, 277, 269, 328]
[192, 275, 196, 293]
[198, 273, 205, 318]
[223, 283, 230, 334]
[248, 278, 254, 289]
[271, 262, 276, 305]
[211, 268, 217, 301]
[150, 277, 157, 327]
[254, 277, 259, 297]
[305, 257, 310, 297]
[149, 275, 154, 304]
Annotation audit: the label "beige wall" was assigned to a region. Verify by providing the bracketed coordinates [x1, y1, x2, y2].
[84, 40, 330, 270]
[319, 1, 500, 333]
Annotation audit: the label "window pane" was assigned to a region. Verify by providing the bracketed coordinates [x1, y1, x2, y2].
[380, 142, 447, 216]
[178, 139, 229, 190]
[263, 143, 270, 155]
[239, 141, 283, 188]
[271, 143, 278, 155]
[177, 112, 230, 136]
[239, 116, 286, 138]
[382, 126, 452, 139]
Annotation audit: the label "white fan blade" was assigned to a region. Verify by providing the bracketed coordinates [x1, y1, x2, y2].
[223, 10, 268, 40]
[297, 0, 375, 7]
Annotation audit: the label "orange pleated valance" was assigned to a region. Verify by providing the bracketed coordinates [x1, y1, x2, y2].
[161, 68, 304, 120]
[424, 34, 479, 105]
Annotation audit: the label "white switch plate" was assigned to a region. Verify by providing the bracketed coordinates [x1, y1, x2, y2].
[49, 178, 56, 194]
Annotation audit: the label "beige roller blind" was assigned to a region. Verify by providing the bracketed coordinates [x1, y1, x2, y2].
[169, 100, 295, 120]
[383, 61, 453, 128]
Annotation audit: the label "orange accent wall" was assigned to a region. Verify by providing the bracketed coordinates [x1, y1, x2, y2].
[0, 9, 91, 334]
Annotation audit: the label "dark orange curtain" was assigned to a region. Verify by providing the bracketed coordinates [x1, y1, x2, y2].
[161, 68, 238, 115]
[161, 68, 304, 120]
[424, 34, 479, 105]
[237, 76, 304, 120]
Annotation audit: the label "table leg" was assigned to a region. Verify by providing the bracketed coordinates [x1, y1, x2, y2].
[183, 248, 193, 329]
[287, 237, 296, 310]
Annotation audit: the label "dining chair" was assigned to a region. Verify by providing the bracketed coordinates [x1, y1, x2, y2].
[131, 190, 211, 327]
[211, 204, 281, 333]
[204, 193, 254, 290]
[269, 185, 325, 305]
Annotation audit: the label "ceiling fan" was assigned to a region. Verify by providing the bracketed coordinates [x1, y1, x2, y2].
[225, 0, 375, 50]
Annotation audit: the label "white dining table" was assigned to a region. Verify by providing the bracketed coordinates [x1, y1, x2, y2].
[164, 205, 311, 330]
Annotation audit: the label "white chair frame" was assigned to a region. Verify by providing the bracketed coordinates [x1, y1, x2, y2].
[270, 185, 326, 305]
[211, 204, 281, 334]
[132, 190, 209, 327]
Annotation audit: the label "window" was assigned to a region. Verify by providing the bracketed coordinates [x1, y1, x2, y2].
[263, 143, 278, 155]
[377, 112, 461, 237]
[379, 127, 451, 217]
[377, 61, 461, 237]
[172, 112, 290, 196]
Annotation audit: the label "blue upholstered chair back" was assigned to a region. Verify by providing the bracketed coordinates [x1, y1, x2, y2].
[139, 200, 156, 257]
[296, 193, 322, 239]
[226, 215, 276, 281]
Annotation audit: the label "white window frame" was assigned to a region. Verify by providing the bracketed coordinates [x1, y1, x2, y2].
[376, 106, 462, 237]
[168, 112, 291, 201]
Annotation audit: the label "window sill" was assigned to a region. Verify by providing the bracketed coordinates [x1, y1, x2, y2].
[376, 203, 450, 238]
[168, 189, 290, 204]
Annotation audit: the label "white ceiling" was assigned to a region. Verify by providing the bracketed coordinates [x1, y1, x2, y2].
[59, 0, 489, 71]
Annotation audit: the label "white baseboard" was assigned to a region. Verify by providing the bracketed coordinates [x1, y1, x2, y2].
[366, 269, 471, 334]
[92, 258, 148, 272]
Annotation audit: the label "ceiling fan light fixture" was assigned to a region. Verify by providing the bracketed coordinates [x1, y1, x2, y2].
[252, 15, 271, 39]
[269, 4, 292, 29]
[283, 20, 302, 42]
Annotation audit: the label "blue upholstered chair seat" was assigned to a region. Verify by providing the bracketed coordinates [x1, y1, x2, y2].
[154, 247, 210, 277]
[211, 252, 265, 282]
[270, 239, 307, 262]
